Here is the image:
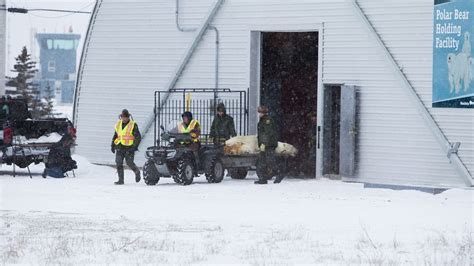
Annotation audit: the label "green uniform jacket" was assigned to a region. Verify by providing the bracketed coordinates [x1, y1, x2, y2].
[210, 114, 237, 141]
[258, 115, 278, 148]
[111, 121, 142, 151]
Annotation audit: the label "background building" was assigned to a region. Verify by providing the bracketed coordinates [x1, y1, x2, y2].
[0, 0, 6, 95]
[36, 31, 81, 103]
[74, 0, 473, 188]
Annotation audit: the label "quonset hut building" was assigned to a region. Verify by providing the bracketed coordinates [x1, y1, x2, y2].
[74, 0, 474, 188]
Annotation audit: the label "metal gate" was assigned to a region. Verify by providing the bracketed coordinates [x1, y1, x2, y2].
[154, 89, 249, 146]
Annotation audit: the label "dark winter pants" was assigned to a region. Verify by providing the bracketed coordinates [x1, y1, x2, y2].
[258, 147, 278, 181]
[115, 149, 139, 182]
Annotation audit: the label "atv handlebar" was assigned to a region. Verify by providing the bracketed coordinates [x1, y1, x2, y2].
[161, 132, 193, 143]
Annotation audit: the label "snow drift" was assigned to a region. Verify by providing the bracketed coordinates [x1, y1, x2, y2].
[20, 132, 63, 144]
[224, 135, 298, 157]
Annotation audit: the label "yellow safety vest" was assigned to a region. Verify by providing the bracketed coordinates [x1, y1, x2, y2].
[178, 120, 200, 142]
[114, 120, 136, 146]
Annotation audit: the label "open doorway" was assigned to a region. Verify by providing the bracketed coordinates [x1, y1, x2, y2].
[260, 31, 319, 177]
[323, 85, 341, 176]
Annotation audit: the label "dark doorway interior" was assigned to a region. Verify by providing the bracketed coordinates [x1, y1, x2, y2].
[260, 31, 318, 177]
[323, 85, 341, 176]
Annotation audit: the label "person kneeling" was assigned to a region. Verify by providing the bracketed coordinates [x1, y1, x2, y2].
[43, 134, 77, 178]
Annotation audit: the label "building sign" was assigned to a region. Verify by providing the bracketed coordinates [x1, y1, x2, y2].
[433, 0, 473, 108]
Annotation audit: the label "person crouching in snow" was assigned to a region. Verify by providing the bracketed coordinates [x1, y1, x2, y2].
[256, 106, 283, 184]
[42, 134, 77, 178]
[111, 109, 141, 185]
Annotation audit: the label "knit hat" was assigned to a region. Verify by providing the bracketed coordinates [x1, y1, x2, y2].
[121, 109, 130, 118]
[181, 111, 193, 120]
[217, 102, 226, 113]
[257, 105, 269, 114]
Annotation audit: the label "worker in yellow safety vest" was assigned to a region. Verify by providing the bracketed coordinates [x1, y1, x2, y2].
[179, 111, 201, 146]
[111, 109, 142, 185]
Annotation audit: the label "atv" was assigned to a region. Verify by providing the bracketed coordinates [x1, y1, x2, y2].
[143, 129, 225, 186]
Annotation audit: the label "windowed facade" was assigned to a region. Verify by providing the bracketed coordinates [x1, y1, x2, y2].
[48, 60, 56, 72]
[41, 39, 80, 50]
[35, 33, 81, 103]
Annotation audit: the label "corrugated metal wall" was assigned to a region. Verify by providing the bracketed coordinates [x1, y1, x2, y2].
[353, 0, 472, 187]
[75, 0, 473, 187]
[0, 0, 6, 95]
[74, 0, 213, 164]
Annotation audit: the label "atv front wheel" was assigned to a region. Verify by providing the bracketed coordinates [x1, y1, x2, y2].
[206, 157, 224, 183]
[173, 159, 194, 185]
[143, 160, 160, 186]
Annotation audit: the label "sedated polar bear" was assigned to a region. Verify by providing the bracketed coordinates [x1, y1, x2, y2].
[447, 32, 472, 94]
[224, 135, 298, 157]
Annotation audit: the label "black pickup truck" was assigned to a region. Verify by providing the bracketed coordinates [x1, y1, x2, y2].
[0, 96, 76, 168]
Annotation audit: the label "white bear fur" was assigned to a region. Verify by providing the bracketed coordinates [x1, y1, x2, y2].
[224, 135, 298, 157]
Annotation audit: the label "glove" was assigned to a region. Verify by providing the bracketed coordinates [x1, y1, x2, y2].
[260, 144, 265, 152]
[111, 146, 116, 154]
[130, 146, 138, 153]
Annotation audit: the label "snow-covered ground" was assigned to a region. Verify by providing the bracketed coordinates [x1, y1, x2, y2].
[0, 156, 472, 265]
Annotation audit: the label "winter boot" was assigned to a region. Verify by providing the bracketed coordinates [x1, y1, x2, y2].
[115, 167, 124, 185]
[274, 175, 284, 184]
[42, 169, 47, 178]
[254, 179, 268, 185]
[135, 169, 141, 183]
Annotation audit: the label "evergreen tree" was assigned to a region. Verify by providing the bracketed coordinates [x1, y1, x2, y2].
[8, 46, 43, 118]
[42, 84, 55, 118]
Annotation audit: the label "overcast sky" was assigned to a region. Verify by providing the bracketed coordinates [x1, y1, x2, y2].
[5, 0, 94, 75]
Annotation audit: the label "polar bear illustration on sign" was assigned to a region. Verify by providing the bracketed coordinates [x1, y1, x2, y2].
[462, 32, 471, 56]
[447, 32, 472, 94]
[471, 57, 473, 81]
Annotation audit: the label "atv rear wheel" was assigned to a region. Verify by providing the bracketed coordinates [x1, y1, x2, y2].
[206, 157, 224, 183]
[228, 168, 248, 180]
[173, 159, 194, 185]
[143, 160, 160, 186]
